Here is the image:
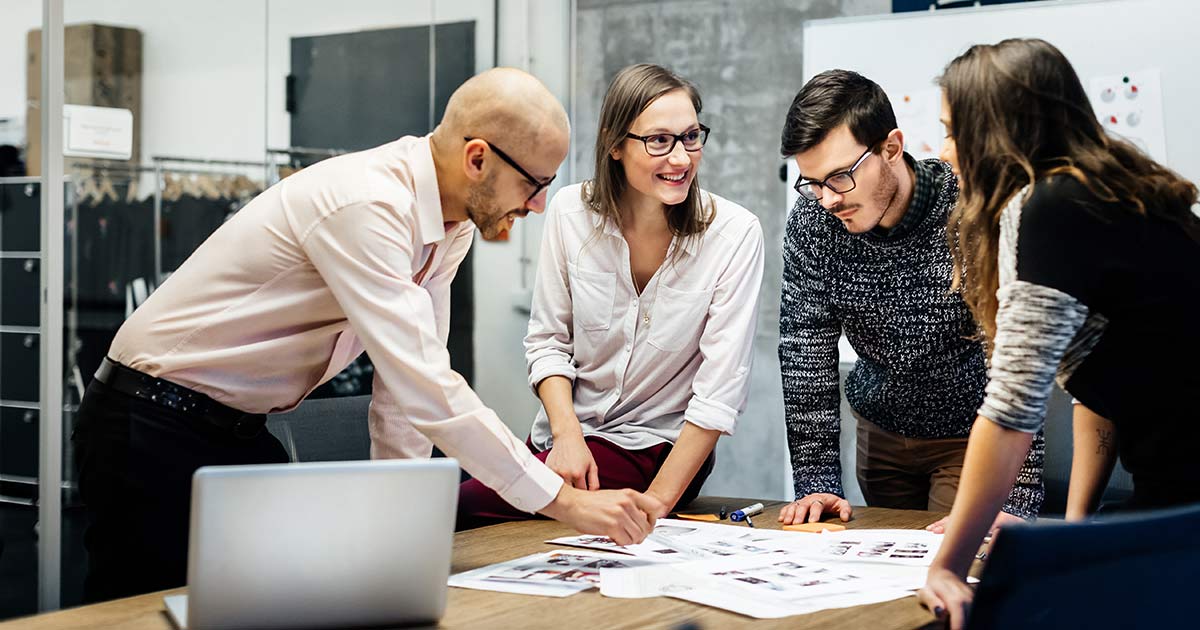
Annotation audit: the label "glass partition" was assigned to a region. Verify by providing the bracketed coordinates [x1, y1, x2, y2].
[0, 0, 56, 617]
[0, 0, 503, 615]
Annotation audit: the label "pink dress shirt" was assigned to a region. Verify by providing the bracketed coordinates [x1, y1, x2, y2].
[110, 135, 563, 513]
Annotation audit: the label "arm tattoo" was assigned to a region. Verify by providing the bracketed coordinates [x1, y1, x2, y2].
[1096, 428, 1114, 456]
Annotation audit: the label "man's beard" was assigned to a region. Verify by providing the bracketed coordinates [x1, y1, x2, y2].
[833, 159, 899, 233]
[465, 176, 514, 241]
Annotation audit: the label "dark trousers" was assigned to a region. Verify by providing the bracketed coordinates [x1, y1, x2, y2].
[456, 435, 715, 531]
[71, 379, 289, 603]
[853, 412, 968, 512]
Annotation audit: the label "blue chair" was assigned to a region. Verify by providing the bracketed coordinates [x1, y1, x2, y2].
[967, 502, 1200, 628]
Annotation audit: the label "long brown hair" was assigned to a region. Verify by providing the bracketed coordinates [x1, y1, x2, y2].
[583, 64, 713, 245]
[939, 38, 1199, 343]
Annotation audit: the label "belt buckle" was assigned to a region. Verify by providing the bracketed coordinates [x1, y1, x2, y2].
[231, 414, 262, 439]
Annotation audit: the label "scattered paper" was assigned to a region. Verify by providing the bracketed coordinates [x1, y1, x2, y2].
[602, 555, 912, 618]
[458, 520, 954, 619]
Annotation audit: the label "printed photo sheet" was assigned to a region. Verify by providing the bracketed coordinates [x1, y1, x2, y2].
[803, 529, 944, 567]
[448, 550, 667, 597]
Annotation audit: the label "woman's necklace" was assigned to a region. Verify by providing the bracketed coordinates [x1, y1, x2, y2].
[632, 238, 673, 328]
[640, 280, 659, 326]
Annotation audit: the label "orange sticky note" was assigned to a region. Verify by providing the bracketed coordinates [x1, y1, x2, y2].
[674, 513, 720, 522]
[783, 522, 847, 533]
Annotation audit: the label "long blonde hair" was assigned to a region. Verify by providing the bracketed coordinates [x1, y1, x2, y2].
[583, 64, 713, 246]
[939, 38, 1199, 344]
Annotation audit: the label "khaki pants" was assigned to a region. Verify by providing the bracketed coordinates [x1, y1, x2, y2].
[854, 411, 969, 512]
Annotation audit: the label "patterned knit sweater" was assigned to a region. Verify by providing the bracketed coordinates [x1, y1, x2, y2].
[779, 156, 1045, 518]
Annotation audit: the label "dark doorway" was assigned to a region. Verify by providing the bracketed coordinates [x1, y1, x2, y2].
[289, 22, 477, 393]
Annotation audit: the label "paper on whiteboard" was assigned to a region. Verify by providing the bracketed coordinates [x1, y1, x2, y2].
[1090, 69, 1167, 163]
[891, 87, 945, 161]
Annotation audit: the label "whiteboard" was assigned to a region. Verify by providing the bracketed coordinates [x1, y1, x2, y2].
[800, 0, 1200, 187]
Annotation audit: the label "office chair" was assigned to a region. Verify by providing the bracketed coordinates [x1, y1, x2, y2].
[967, 501, 1200, 628]
[267, 395, 371, 462]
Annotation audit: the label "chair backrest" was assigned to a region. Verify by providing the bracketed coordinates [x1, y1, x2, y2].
[967, 502, 1200, 629]
[266, 395, 371, 462]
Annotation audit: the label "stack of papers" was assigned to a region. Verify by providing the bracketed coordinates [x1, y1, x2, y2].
[450, 519, 956, 618]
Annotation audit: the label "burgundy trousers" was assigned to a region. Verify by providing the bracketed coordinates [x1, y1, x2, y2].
[456, 435, 714, 531]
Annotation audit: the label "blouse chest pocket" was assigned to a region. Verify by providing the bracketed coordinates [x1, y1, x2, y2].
[568, 262, 616, 332]
[648, 284, 713, 353]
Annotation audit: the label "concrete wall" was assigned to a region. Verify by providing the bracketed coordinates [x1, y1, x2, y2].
[571, 0, 892, 501]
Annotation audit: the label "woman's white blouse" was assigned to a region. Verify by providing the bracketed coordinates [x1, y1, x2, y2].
[524, 184, 765, 451]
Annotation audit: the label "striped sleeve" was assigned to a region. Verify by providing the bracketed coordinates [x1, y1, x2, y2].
[979, 280, 1089, 433]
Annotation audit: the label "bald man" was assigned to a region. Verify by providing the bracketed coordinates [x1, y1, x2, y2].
[72, 68, 666, 603]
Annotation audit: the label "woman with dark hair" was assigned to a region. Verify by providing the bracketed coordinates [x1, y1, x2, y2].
[456, 64, 764, 529]
[919, 37, 1200, 626]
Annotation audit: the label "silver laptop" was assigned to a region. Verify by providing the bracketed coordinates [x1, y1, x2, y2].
[164, 458, 459, 629]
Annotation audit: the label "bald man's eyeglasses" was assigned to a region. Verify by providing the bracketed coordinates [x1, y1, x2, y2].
[465, 136, 557, 202]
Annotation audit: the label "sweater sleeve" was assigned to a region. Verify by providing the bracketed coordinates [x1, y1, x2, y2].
[1001, 429, 1046, 518]
[780, 207, 845, 498]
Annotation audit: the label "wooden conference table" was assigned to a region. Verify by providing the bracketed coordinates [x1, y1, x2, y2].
[1, 497, 950, 630]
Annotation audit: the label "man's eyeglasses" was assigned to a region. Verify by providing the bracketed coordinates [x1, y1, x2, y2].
[464, 136, 556, 202]
[625, 125, 710, 157]
[794, 147, 875, 201]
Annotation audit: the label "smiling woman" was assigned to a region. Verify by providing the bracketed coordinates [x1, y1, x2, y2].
[585, 64, 714, 245]
[456, 64, 766, 531]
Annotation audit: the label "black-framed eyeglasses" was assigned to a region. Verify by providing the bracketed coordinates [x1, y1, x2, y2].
[464, 136, 556, 202]
[793, 147, 875, 201]
[624, 124, 710, 157]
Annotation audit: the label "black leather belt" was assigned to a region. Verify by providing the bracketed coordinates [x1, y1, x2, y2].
[95, 357, 266, 439]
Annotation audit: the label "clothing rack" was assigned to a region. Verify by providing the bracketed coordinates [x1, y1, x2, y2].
[266, 146, 349, 159]
[265, 146, 349, 173]
[151, 154, 273, 169]
[149, 156, 274, 281]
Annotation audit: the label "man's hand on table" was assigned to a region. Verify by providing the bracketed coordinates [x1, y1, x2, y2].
[778, 493, 853, 524]
[539, 484, 667, 546]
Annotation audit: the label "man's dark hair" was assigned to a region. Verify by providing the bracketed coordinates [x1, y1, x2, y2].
[780, 69, 897, 157]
